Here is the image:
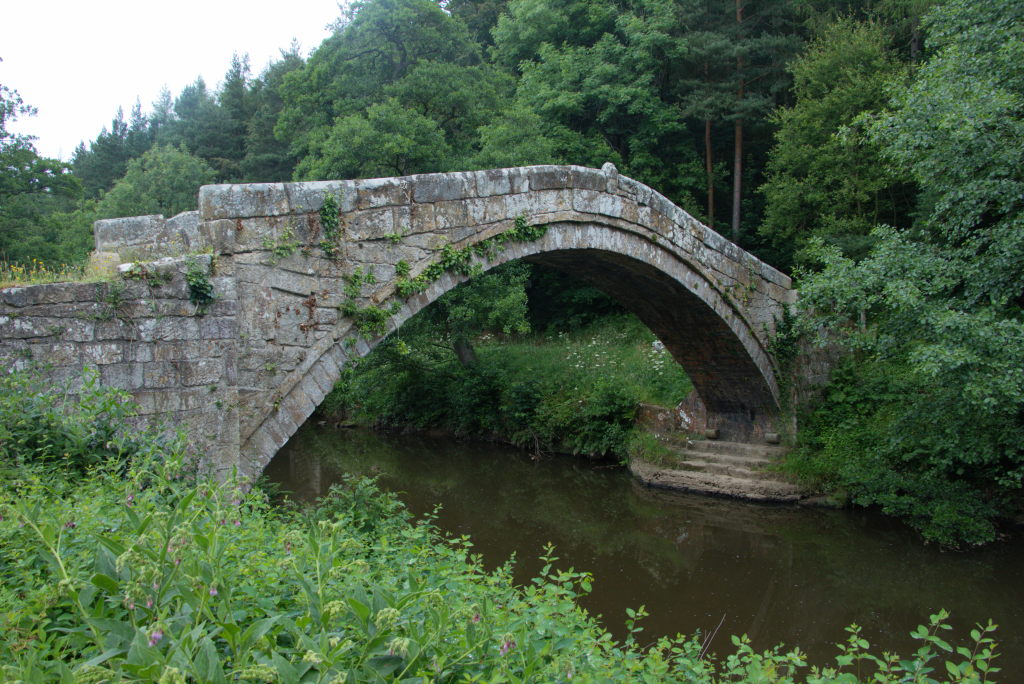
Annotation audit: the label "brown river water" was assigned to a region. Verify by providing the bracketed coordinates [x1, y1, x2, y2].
[265, 424, 1024, 674]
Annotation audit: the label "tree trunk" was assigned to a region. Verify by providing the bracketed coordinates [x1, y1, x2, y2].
[732, 0, 744, 245]
[453, 336, 478, 367]
[704, 118, 715, 229]
[732, 117, 742, 244]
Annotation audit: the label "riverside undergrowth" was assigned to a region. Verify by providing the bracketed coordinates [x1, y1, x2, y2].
[0, 368, 1002, 682]
[322, 314, 693, 460]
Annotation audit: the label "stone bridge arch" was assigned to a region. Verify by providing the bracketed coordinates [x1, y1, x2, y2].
[0, 164, 797, 479]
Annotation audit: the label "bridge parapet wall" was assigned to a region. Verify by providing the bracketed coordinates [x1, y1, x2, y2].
[0, 255, 240, 474]
[93, 211, 204, 261]
[196, 165, 791, 294]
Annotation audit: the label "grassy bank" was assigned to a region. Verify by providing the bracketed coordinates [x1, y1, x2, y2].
[0, 368, 1003, 681]
[322, 314, 692, 461]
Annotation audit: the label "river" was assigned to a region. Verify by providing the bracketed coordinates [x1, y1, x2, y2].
[266, 424, 1024, 673]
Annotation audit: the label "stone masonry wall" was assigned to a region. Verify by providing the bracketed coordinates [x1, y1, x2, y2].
[0, 164, 798, 479]
[0, 255, 240, 474]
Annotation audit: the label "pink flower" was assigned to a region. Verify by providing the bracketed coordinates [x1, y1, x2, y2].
[148, 628, 163, 647]
[209, 586, 218, 597]
[472, 613, 481, 624]
[233, 520, 241, 527]
[499, 638, 516, 656]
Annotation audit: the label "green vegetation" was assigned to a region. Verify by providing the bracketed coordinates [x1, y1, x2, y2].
[324, 262, 692, 460]
[0, 259, 89, 289]
[781, 0, 1024, 547]
[95, 145, 216, 220]
[0, 0, 1020, 545]
[0, 368, 1003, 681]
[184, 258, 216, 314]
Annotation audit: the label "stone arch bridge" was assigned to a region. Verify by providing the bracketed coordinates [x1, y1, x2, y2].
[0, 164, 805, 479]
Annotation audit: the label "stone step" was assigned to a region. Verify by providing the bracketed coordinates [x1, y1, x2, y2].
[629, 459, 805, 502]
[675, 459, 778, 480]
[682, 438, 789, 459]
[678, 449, 772, 468]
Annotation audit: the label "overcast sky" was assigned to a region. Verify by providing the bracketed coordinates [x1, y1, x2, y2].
[2, 0, 343, 160]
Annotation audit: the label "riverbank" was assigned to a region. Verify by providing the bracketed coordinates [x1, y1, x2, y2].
[319, 311, 816, 503]
[0, 370, 1004, 680]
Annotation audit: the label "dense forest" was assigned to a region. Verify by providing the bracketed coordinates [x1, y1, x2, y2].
[2, 0, 1023, 545]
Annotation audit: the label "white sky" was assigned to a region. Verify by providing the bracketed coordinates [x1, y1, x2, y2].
[1, 0, 343, 160]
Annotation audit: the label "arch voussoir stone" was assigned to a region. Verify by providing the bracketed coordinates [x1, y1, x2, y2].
[1, 165, 800, 480]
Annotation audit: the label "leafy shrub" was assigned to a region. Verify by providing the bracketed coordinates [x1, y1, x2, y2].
[0, 367, 1003, 681]
[0, 366, 185, 474]
[786, 357, 1011, 546]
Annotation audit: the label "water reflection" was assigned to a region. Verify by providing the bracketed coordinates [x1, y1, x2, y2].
[266, 424, 1024, 672]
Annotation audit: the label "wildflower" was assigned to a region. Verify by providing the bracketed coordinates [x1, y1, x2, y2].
[209, 586, 218, 597]
[146, 598, 153, 609]
[64, 520, 76, 529]
[234, 664, 276, 683]
[157, 667, 186, 684]
[148, 628, 164, 647]
[325, 600, 345, 619]
[374, 607, 401, 629]
[472, 613, 481, 623]
[233, 520, 241, 527]
[499, 637, 516, 656]
[388, 637, 411, 658]
[125, 493, 134, 506]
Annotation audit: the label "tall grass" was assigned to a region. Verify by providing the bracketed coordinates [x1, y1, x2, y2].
[0, 257, 88, 288]
[479, 314, 692, 409]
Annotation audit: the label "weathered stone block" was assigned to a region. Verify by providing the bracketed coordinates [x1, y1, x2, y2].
[473, 168, 512, 197]
[527, 166, 571, 190]
[412, 172, 475, 203]
[286, 180, 354, 214]
[144, 362, 179, 389]
[200, 183, 290, 221]
[81, 343, 124, 365]
[101, 362, 144, 389]
[355, 177, 411, 209]
[348, 207, 395, 240]
[179, 359, 224, 387]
